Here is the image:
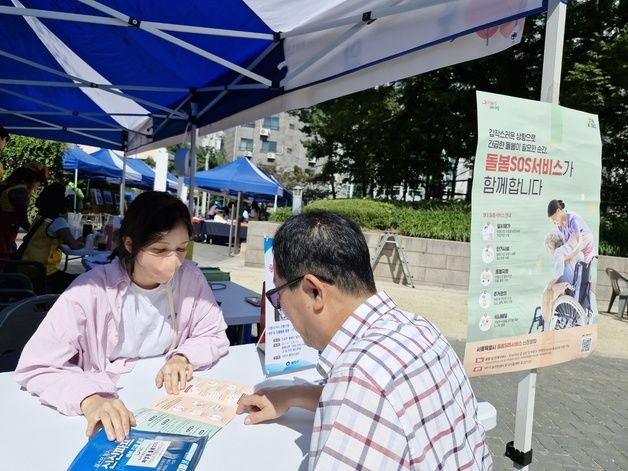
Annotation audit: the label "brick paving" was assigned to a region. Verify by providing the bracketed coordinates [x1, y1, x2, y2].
[68, 242, 628, 470]
[448, 340, 628, 470]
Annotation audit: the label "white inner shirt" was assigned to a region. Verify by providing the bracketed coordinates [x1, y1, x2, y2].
[110, 270, 180, 360]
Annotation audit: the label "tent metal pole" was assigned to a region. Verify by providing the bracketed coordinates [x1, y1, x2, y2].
[0, 79, 189, 94]
[78, 0, 273, 87]
[0, 106, 121, 147]
[510, 1, 567, 470]
[0, 50, 188, 119]
[0, 5, 273, 40]
[188, 103, 198, 216]
[74, 168, 78, 211]
[281, 23, 365, 86]
[0, 86, 137, 132]
[283, 0, 444, 38]
[196, 41, 282, 120]
[273, 194, 278, 212]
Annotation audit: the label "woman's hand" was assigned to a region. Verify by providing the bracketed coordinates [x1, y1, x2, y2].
[155, 354, 193, 394]
[80, 394, 136, 442]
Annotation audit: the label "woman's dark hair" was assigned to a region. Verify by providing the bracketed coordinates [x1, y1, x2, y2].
[111, 191, 192, 275]
[35, 182, 67, 218]
[272, 210, 376, 296]
[547, 199, 565, 217]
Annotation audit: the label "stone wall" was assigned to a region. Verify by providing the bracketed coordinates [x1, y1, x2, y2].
[244, 221, 627, 310]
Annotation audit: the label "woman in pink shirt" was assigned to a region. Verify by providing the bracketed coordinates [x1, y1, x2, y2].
[15, 191, 229, 442]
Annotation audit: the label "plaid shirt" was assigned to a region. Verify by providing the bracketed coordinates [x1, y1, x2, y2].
[309, 292, 492, 470]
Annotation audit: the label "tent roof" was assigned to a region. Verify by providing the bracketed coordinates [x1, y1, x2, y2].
[189, 156, 285, 197]
[62, 144, 124, 179]
[0, 1, 546, 153]
[124, 156, 178, 191]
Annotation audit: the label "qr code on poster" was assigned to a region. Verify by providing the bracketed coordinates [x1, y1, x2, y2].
[580, 335, 593, 353]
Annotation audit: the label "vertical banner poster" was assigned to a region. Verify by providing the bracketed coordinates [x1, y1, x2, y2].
[263, 237, 319, 376]
[464, 91, 602, 377]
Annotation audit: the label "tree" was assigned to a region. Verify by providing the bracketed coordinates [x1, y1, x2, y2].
[296, 2, 627, 206]
[0, 136, 67, 182]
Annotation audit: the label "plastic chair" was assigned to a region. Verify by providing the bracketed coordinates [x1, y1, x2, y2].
[0, 258, 47, 295]
[605, 268, 628, 313]
[0, 294, 59, 372]
[0, 288, 36, 311]
[0, 273, 34, 291]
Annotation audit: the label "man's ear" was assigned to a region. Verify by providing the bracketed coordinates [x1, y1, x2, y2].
[123, 236, 133, 254]
[301, 274, 327, 313]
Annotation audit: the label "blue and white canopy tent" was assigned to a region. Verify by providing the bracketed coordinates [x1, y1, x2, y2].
[0, 0, 572, 462]
[1, 0, 549, 210]
[191, 157, 285, 198]
[124, 156, 178, 192]
[188, 156, 291, 211]
[62, 145, 120, 180]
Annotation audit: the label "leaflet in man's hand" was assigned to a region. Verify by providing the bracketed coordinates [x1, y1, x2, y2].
[68, 428, 206, 470]
[134, 377, 253, 437]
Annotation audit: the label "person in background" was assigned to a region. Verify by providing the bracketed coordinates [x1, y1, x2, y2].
[18, 182, 84, 293]
[249, 201, 260, 221]
[0, 125, 9, 179]
[15, 191, 229, 443]
[0, 161, 48, 255]
[213, 207, 227, 223]
[206, 200, 222, 220]
[237, 211, 491, 470]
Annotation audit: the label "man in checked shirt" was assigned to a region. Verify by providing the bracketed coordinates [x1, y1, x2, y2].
[237, 211, 492, 470]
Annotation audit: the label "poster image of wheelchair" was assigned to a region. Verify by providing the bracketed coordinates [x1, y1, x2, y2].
[529, 202, 599, 334]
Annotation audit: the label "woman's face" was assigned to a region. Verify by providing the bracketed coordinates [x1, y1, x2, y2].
[141, 223, 190, 261]
[125, 222, 190, 287]
[549, 208, 565, 226]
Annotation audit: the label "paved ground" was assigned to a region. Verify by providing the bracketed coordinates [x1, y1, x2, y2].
[68, 241, 628, 469]
[191, 242, 628, 470]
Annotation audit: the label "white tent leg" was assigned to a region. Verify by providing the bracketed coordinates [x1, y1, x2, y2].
[510, 1, 567, 470]
[73, 168, 78, 211]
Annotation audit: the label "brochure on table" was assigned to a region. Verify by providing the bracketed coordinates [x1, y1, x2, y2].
[134, 378, 253, 439]
[464, 91, 601, 377]
[263, 237, 319, 376]
[69, 428, 206, 471]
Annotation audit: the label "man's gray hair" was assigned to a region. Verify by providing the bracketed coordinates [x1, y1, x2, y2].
[544, 232, 564, 249]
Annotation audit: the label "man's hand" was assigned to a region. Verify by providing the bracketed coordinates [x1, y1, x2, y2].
[80, 394, 136, 442]
[156, 354, 193, 394]
[236, 384, 323, 425]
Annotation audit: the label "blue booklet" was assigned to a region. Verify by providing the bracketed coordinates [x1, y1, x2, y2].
[68, 428, 207, 470]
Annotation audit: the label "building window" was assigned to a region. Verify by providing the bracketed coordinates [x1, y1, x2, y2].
[242, 122, 255, 128]
[262, 116, 280, 130]
[261, 140, 277, 153]
[289, 123, 295, 130]
[239, 138, 253, 152]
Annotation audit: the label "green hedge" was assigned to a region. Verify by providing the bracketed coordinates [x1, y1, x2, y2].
[269, 199, 627, 257]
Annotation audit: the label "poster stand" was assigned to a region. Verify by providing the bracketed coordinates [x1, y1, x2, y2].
[509, 1, 567, 468]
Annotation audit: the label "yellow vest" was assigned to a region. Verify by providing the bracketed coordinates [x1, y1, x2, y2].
[0, 183, 27, 212]
[22, 218, 63, 276]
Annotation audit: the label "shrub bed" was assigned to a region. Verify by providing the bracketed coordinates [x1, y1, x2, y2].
[269, 199, 627, 256]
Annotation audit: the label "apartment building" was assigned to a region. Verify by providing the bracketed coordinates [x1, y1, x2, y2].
[211, 112, 316, 171]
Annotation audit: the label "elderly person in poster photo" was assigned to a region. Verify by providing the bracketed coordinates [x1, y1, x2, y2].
[237, 211, 491, 470]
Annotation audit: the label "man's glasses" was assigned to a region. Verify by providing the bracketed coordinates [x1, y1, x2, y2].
[265, 274, 334, 311]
